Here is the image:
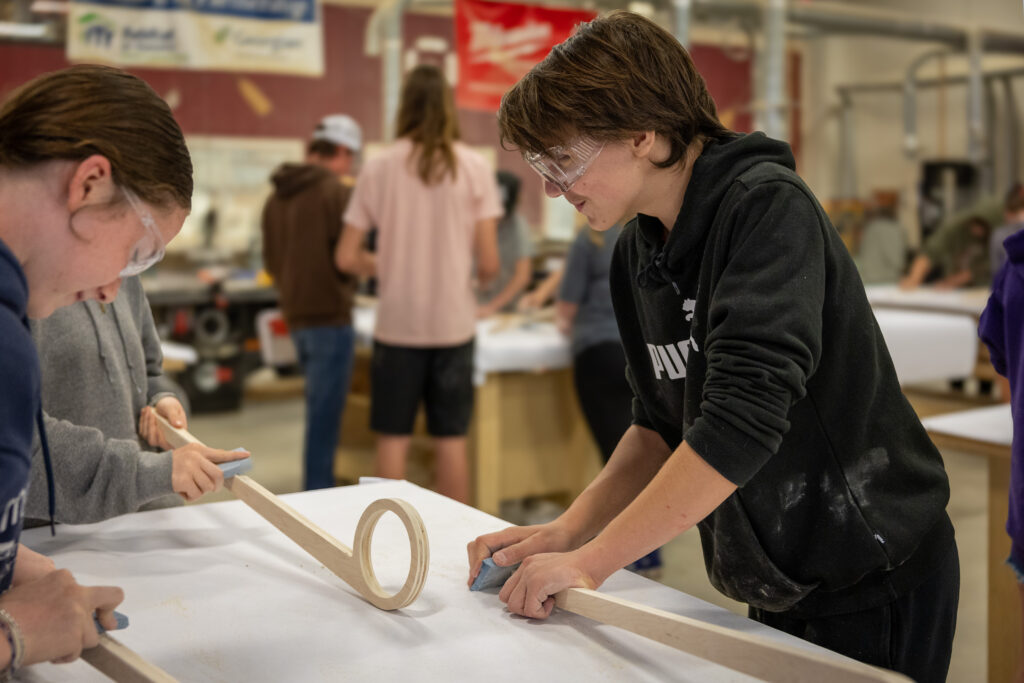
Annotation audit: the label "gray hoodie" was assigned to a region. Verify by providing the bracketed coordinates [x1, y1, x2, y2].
[26, 276, 183, 524]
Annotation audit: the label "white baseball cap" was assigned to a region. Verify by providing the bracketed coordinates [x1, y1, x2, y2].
[313, 114, 362, 153]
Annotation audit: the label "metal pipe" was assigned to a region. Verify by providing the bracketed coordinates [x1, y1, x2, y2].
[838, 65, 1024, 96]
[673, 0, 692, 49]
[838, 91, 857, 199]
[967, 30, 989, 192]
[902, 49, 955, 160]
[691, 0, 1024, 53]
[757, 0, 787, 139]
[985, 77, 999, 192]
[1004, 77, 1020, 184]
[365, 0, 411, 143]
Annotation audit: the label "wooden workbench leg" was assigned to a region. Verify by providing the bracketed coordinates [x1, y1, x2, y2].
[990, 455, 1022, 683]
[473, 378, 502, 516]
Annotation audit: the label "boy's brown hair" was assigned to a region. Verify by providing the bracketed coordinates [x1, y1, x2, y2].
[0, 64, 192, 210]
[396, 64, 461, 185]
[498, 11, 730, 169]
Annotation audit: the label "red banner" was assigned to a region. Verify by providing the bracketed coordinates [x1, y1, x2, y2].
[455, 0, 596, 112]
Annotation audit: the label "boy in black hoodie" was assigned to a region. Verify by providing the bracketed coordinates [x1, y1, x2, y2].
[467, 11, 958, 681]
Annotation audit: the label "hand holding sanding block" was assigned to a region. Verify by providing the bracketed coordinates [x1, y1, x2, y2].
[218, 449, 253, 479]
[83, 611, 179, 682]
[93, 610, 129, 634]
[469, 558, 520, 591]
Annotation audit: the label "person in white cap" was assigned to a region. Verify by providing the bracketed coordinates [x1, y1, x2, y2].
[261, 114, 363, 490]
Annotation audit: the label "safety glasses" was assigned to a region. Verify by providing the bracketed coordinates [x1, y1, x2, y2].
[523, 138, 605, 194]
[119, 187, 166, 277]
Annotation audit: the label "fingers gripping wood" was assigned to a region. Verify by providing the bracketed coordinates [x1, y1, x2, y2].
[155, 415, 429, 610]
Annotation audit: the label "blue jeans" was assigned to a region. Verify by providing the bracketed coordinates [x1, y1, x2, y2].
[291, 325, 355, 490]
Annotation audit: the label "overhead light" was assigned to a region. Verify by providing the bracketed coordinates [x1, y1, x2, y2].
[31, 1, 70, 13]
[0, 22, 49, 38]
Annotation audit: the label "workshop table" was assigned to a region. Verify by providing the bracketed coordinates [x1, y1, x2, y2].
[864, 284, 990, 318]
[866, 285, 992, 385]
[923, 404, 1016, 683]
[21, 480, 854, 682]
[873, 309, 978, 385]
[347, 307, 595, 516]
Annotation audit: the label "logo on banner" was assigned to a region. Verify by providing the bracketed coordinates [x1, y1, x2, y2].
[78, 11, 116, 48]
[454, 0, 597, 112]
[466, 20, 552, 67]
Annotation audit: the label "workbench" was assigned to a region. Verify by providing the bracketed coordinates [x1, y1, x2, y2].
[923, 404, 1017, 683]
[340, 301, 982, 513]
[866, 285, 993, 384]
[344, 308, 596, 516]
[21, 480, 855, 682]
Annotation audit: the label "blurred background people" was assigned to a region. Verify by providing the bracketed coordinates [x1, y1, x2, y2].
[336, 65, 500, 503]
[261, 114, 361, 490]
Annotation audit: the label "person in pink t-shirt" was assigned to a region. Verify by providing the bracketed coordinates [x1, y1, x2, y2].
[336, 64, 501, 503]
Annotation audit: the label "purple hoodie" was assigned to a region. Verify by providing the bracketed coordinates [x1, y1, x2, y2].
[980, 227, 1024, 568]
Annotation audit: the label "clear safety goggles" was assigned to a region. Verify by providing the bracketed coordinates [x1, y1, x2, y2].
[119, 187, 166, 278]
[523, 138, 605, 194]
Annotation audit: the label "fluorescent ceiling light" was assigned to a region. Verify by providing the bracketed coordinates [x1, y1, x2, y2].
[0, 22, 49, 38]
[31, 1, 69, 13]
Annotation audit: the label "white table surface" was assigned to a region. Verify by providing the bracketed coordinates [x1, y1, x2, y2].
[353, 307, 571, 384]
[865, 285, 991, 318]
[354, 299, 978, 387]
[873, 309, 979, 385]
[18, 481, 848, 682]
[921, 404, 1013, 447]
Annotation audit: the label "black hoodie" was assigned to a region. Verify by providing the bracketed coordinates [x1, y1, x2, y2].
[610, 132, 953, 617]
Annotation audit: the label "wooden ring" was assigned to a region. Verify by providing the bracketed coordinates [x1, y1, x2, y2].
[351, 498, 430, 610]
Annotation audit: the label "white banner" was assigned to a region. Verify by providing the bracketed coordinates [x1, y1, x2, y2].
[67, 0, 323, 77]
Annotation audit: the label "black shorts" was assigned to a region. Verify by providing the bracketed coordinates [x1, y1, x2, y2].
[370, 339, 475, 437]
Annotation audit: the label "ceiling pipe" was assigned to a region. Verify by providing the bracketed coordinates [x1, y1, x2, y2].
[902, 49, 956, 160]
[672, 0, 692, 48]
[365, 0, 412, 143]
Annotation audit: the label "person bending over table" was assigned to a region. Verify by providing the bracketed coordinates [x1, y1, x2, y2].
[0, 64, 241, 674]
[468, 12, 958, 682]
[25, 274, 246, 525]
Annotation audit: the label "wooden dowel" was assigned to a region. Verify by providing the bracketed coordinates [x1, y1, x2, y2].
[554, 588, 911, 683]
[81, 634, 178, 683]
[155, 415, 429, 611]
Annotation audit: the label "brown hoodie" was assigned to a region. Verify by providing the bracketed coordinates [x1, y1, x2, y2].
[261, 163, 357, 329]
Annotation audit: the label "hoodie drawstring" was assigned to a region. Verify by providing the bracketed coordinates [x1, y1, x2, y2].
[109, 303, 142, 397]
[85, 303, 115, 386]
[34, 409, 56, 536]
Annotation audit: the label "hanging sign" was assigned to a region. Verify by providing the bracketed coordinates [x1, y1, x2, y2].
[455, 0, 596, 112]
[67, 0, 324, 77]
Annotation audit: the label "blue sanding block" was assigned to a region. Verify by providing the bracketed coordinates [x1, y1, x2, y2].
[219, 449, 253, 478]
[470, 558, 521, 591]
[94, 610, 129, 634]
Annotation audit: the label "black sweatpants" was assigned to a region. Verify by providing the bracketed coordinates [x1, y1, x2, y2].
[573, 341, 633, 463]
[750, 540, 960, 683]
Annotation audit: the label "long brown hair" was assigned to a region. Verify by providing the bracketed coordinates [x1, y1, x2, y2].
[0, 64, 192, 209]
[395, 64, 460, 184]
[499, 11, 731, 169]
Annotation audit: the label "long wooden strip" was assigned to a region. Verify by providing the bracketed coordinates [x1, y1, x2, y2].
[81, 634, 177, 683]
[155, 415, 428, 610]
[555, 588, 911, 683]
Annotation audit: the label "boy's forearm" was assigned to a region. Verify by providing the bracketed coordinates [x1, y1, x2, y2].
[557, 425, 671, 548]
[577, 439, 737, 585]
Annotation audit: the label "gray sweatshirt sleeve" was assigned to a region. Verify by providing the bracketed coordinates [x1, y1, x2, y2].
[27, 412, 174, 524]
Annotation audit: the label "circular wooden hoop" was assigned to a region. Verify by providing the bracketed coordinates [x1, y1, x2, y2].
[351, 498, 430, 610]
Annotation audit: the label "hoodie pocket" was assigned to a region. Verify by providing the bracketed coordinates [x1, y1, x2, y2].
[698, 495, 819, 612]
